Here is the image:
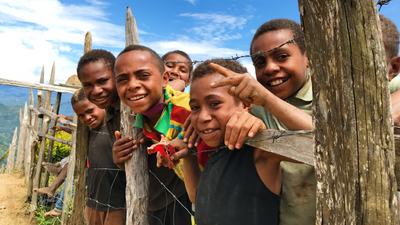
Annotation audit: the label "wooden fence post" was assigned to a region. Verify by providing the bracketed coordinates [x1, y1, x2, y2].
[16, 102, 28, 173]
[5, 127, 18, 173]
[68, 31, 92, 225]
[43, 92, 62, 187]
[122, 7, 149, 225]
[27, 70, 44, 198]
[299, 0, 398, 223]
[31, 62, 56, 213]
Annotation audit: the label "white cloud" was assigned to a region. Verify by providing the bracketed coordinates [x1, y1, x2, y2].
[180, 13, 247, 41]
[60, 45, 72, 52]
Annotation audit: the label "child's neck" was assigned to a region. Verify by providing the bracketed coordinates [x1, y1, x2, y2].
[144, 92, 165, 127]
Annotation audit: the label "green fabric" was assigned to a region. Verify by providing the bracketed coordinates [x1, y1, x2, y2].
[390, 76, 400, 94]
[133, 87, 172, 134]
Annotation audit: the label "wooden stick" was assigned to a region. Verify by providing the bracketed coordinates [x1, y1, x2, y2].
[123, 7, 149, 225]
[39, 107, 76, 129]
[29, 105, 43, 118]
[0, 77, 78, 94]
[16, 102, 29, 172]
[37, 132, 72, 146]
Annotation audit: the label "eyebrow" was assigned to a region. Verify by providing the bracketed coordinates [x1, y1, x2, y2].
[251, 41, 292, 60]
[116, 68, 150, 79]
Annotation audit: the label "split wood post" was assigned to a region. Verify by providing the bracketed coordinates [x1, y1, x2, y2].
[16, 102, 29, 173]
[44, 92, 62, 187]
[122, 7, 149, 224]
[27, 70, 44, 197]
[5, 127, 18, 173]
[0, 164, 5, 173]
[299, 0, 398, 223]
[31, 62, 56, 213]
[61, 114, 77, 224]
[67, 31, 91, 225]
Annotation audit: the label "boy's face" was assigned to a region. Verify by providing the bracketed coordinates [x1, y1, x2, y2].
[72, 99, 106, 129]
[189, 74, 249, 148]
[251, 29, 309, 100]
[79, 61, 119, 109]
[115, 50, 169, 114]
[164, 53, 191, 88]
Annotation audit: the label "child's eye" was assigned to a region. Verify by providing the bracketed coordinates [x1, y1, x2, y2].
[253, 60, 265, 68]
[277, 54, 289, 60]
[190, 105, 199, 111]
[210, 101, 221, 107]
[100, 79, 109, 84]
[116, 78, 126, 83]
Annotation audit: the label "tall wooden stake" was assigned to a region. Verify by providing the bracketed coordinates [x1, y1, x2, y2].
[299, 0, 398, 223]
[66, 31, 91, 225]
[31, 62, 56, 213]
[122, 6, 149, 225]
[5, 127, 18, 173]
[16, 102, 28, 173]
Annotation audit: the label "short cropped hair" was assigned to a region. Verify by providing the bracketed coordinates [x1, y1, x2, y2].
[250, 19, 306, 56]
[379, 14, 399, 62]
[71, 88, 87, 106]
[118, 45, 165, 75]
[77, 49, 115, 79]
[162, 50, 194, 77]
[192, 58, 248, 82]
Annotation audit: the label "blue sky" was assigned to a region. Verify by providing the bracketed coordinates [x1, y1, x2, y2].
[0, 0, 399, 84]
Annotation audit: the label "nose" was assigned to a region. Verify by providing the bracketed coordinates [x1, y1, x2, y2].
[84, 114, 91, 123]
[264, 59, 280, 76]
[198, 108, 212, 123]
[127, 77, 140, 91]
[92, 84, 102, 96]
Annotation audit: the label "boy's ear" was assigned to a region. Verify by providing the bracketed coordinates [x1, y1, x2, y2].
[304, 52, 309, 68]
[389, 55, 400, 81]
[242, 102, 253, 112]
[162, 71, 170, 88]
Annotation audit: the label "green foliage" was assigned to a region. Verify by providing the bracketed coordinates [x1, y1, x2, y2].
[0, 103, 22, 165]
[35, 205, 62, 225]
[37, 130, 71, 163]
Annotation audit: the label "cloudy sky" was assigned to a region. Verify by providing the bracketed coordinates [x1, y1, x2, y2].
[0, 0, 399, 84]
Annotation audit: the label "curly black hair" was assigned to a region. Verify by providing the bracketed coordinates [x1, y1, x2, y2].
[192, 58, 248, 82]
[250, 19, 306, 56]
[118, 45, 165, 75]
[162, 50, 193, 76]
[77, 49, 115, 79]
[379, 14, 399, 63]
[70, 88, 87, 106]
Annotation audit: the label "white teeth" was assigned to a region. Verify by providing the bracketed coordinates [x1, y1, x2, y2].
[129, 95, 146, 101]
[270, 79, 284, 86]
[95, 97, 107, 101]
[203, 129, 214, 134]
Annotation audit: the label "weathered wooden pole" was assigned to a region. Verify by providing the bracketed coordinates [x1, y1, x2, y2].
[122, 6, 149, 225]
[31, 62, 56, 212]
[299, 0, 398, 223]
[5, 127, 18, 173]
[67, 31, 91, 225]
[43, 92, 62, 187]
[27, 74, 44, 197]
[25, 90, 38, 187]
[16, 102, 29, 173]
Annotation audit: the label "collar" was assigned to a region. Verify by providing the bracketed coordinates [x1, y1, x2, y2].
[288, 76, 312, 102]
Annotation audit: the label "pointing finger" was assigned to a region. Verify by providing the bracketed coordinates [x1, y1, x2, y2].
[210, 63, 237, 78]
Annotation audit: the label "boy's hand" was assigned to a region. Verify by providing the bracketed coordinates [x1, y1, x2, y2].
[156, 139, 191, 167]
[182, 115, 202, 148]
[113, 131, 138, 170]
[225, 112, 266, 150]
[210, 63, 269, 107]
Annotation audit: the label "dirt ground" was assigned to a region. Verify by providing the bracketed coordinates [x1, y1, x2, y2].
[0, 173, 31, 225]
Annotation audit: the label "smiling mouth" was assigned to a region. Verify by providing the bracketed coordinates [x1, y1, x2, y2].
[94, 96, 107, 102]
[129, 94, 147, 101]
[267, 78, 288, 87]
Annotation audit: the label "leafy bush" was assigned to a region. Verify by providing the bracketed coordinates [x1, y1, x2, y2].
[37, 130, 71, 164]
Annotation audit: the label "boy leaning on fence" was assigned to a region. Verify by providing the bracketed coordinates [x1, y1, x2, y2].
[71, 88, 126, 225]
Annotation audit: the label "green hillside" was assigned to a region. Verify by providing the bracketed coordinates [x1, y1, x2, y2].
[0, 103, 23, 165]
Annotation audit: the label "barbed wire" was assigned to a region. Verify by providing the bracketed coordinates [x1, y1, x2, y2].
[164, 37, 303, 66]
[377, 0, 392, 11]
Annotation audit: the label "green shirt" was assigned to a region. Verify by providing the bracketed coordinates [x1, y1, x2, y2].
[390, 76, 400, 94]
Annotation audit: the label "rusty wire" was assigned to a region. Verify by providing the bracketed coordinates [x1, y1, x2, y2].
[377, 0, 392, 11]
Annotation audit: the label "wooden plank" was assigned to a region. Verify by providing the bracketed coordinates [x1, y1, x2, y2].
[0, 77, 78, 94]
[68, 31, 91, 225]
[5, 128, 18, 173]
[29, 106, 43, 118]
[246, 130, 313, 165]
[31, 62, 55, 213]
[299, 0, 398, 223]
[123, 6, 149, 225]
[44, 92, 62, 187]
[39, 107, 76, 129]
[16, 102, 28, 172]
[61, 113, 77, 224]
[37, 132, 72, 146]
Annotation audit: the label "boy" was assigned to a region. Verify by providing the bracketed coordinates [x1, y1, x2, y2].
[77, 49, 194, 225]
[162, 50, 193, 92]
[71, 88, 126, 225]
[173, 58, 300, 225]
[379, 14, 400, 83]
